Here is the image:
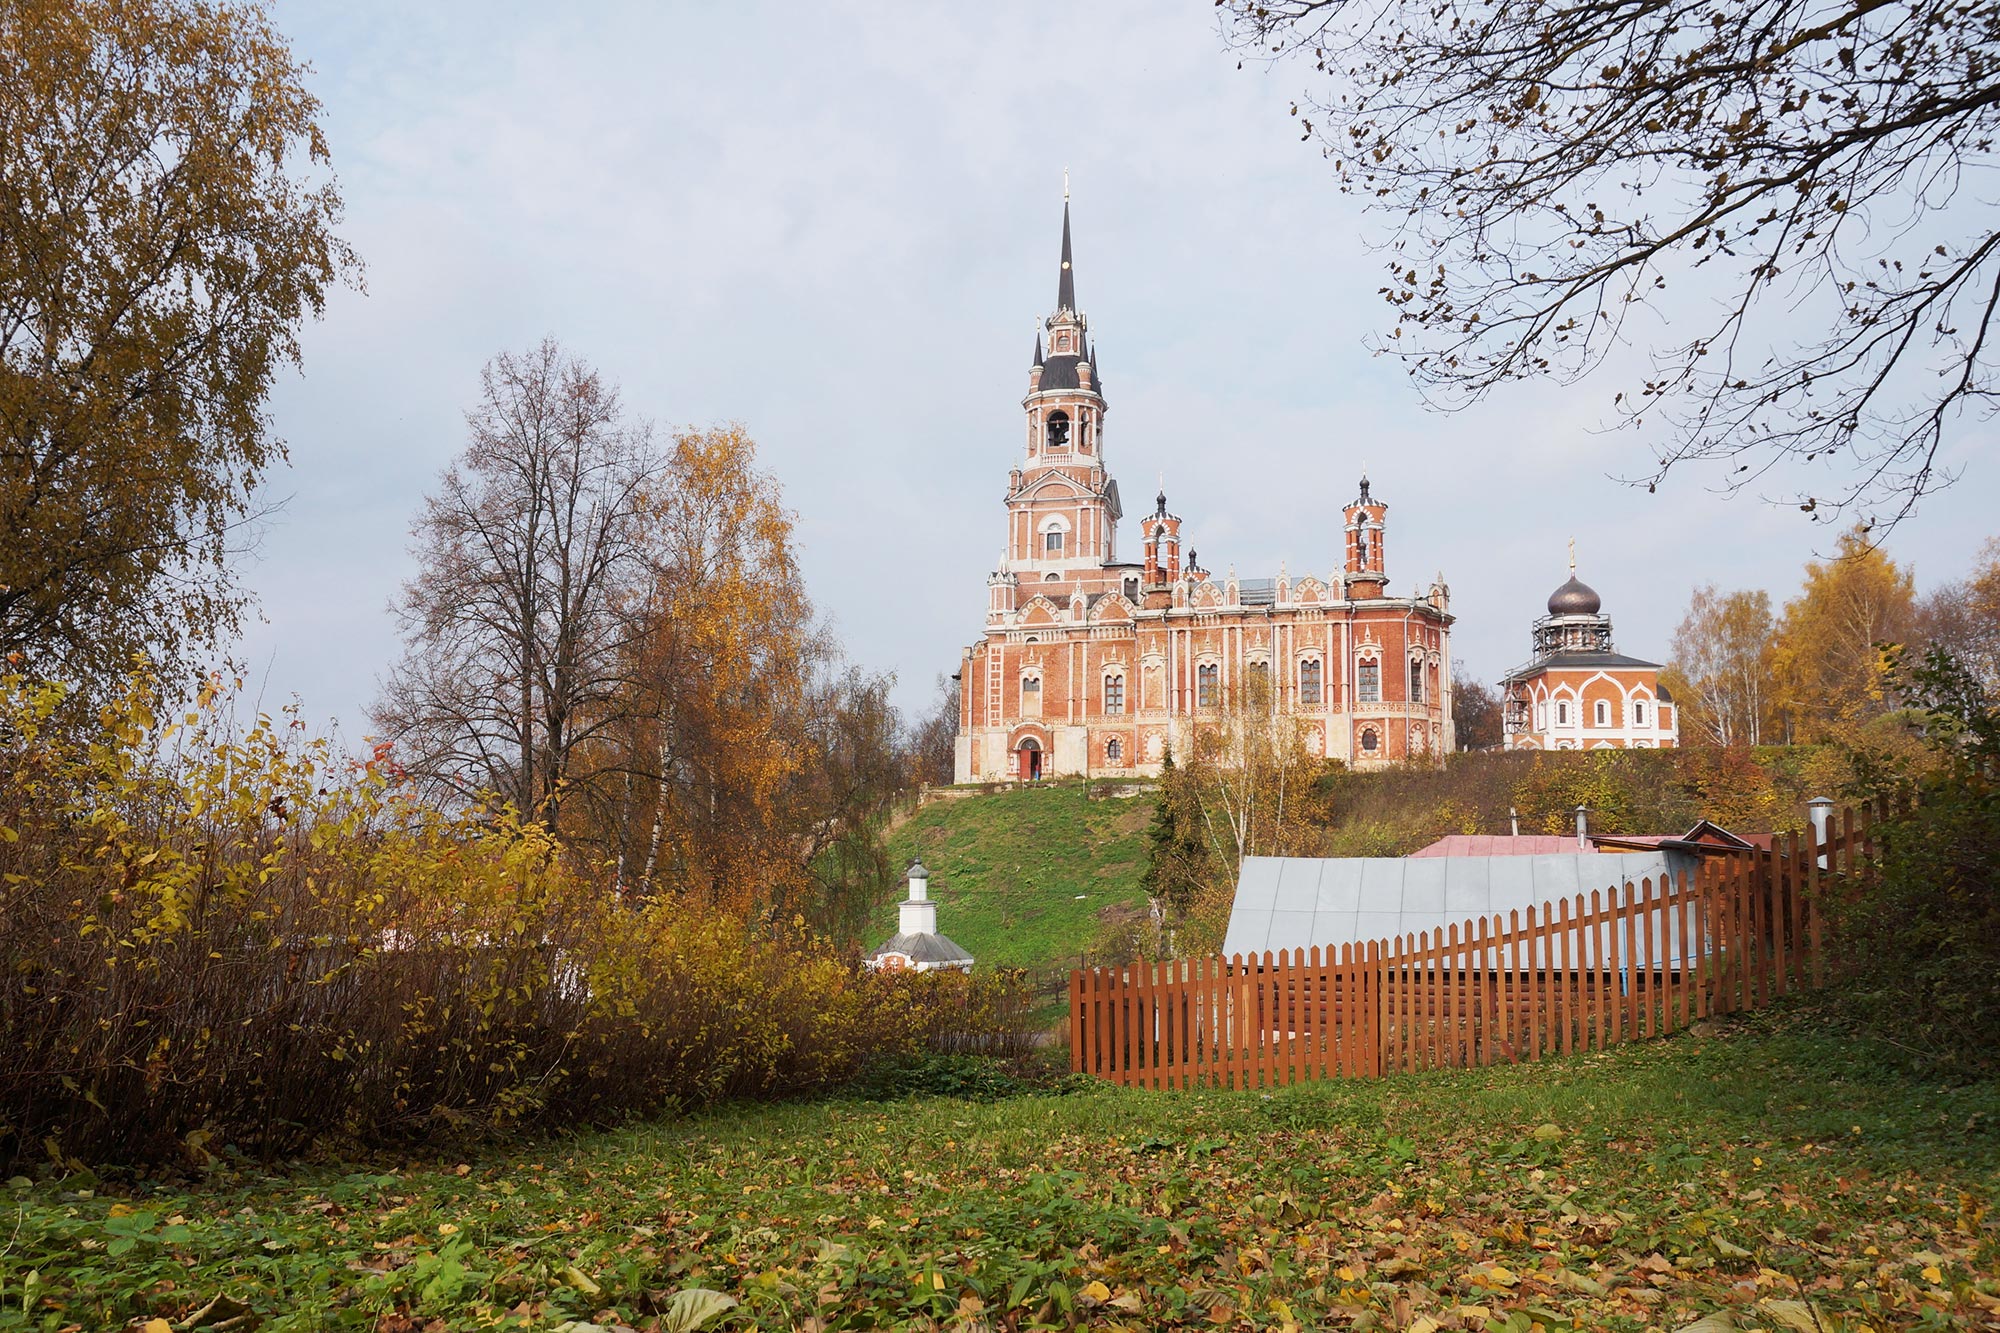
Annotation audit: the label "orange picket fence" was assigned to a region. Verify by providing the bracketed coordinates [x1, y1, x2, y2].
[1070, 803, 1876, 1087]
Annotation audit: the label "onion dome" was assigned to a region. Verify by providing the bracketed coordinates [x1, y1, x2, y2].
[1547, 575, 1601, 616]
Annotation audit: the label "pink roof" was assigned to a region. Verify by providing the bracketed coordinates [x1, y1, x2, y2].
[1409, 835, 1589, 858]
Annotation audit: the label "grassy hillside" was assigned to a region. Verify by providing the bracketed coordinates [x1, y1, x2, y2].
[877, 782, 1153, 970]
[22, 1003, 1998, 1331]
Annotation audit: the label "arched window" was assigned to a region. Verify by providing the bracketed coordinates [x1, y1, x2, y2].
[1360, 727, 1379, 753]
[1044, 529, 1063, 554]
[1247, 660, 1270, 696]
[1045, 410, 1070, 448]
[1633, 700, 1648, 726]
[1556, 700, 1569, 726]
[1197, 663, 1220, 707]
[1106, 738, 1122, 763]
[1594, 699, 1609, 727]
[1103, 673, 1125, 715]
[1357, 659, 1381, 703]
[1299, 658, 1323, 705]
[1409, 659, 1425, 702]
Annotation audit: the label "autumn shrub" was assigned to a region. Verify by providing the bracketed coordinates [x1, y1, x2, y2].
[0, 672, 1011, 1169]
[1831, 647, 2000, 1077]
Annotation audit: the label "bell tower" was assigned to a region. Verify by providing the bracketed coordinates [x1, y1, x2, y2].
[1343, 474, 1388, 599]
[1002, 188, 1122, 581]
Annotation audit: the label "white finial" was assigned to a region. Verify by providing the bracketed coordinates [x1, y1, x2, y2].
[1568, 536, 1577, 574]
[1063, 168, 1070, 201]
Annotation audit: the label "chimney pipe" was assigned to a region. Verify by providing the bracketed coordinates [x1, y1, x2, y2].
[1509, 806, 1519, 837]
[1575, 804, 1588, 850]
[1808, 797, 1833, 869]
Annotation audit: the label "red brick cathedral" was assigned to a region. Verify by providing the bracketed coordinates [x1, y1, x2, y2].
[954, 202, 1456, 782]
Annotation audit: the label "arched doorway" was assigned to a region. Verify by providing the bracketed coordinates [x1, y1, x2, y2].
[1016, 737, 1043, 781]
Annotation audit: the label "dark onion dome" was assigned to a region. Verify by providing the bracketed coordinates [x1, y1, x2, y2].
[1547, 575, 1602, 616]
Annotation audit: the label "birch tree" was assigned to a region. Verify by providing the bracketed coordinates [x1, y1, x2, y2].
[1669, 585, 1777, 746]
[1, 0, 356, 687]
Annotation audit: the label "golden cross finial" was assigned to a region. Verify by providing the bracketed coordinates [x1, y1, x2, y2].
[1568, 536, 1577, 574]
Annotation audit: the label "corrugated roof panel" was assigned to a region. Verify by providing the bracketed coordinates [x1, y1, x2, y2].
[1234, 859, 1283, 912]
[1273, 858, 1323, 912]
[1359, 857, 1404, 908]
[1401, 859, 1448, 914]
[1315, 861, 1364, 913]
[1227, 852, 1676, 966]
[1443, 856, 1488, 916]
[1266, 911, 1316, 956]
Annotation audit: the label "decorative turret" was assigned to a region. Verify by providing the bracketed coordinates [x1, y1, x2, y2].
[1343, 473, 1389, 598]
[1142, 484, 1183, 587]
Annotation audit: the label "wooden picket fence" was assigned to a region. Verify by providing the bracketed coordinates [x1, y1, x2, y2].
[1069, 803, 1876, 1087]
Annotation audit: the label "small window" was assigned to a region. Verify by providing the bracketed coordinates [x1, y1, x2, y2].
[1594, 700, 1609, 727]
[1104, 674, 1125, 714]
[1123, 577, 1139, 601]
[1248, 660, 1270, 694]
[1106, 738, 1122, 763]
[1022, 676, 1040, 694]
[1197, 663, 1219, 707]
[1044, 530, 1063, 554]
[1409, 659, 1424, 702]
[1556, 701, 1569, 726]
[1360, 727, 1379, 753]
[1358, 660, 1381, 703]
[1633, 701, 1647, 726]
[1299, 659, 1323, 705]
[1045, 410, 1070, 448]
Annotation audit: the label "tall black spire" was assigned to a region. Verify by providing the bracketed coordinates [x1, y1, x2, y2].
[1032, 328, 1044, 367]
[1056, 200, 1076, 312]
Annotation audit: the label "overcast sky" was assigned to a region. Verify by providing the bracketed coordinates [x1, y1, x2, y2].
[243, 0, 1995, 737]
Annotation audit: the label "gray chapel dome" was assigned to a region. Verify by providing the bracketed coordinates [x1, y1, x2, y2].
[1547, 575, 1602, 616]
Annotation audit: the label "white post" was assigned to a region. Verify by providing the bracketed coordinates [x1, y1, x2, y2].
[1509, 806, 1519, 837]
[1575, 804, 1588, 850]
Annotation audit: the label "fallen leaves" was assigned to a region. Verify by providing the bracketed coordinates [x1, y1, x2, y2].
[6, 1017, 1992, 1333]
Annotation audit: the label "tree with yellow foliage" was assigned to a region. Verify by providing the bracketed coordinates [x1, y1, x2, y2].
[1, 0, 357, 689]
[1157, 672, 1334, 953]
[1770, 528, 1916, 743]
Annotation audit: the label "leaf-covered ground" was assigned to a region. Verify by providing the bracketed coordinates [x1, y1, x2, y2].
[4, 1005, 1996, 1332]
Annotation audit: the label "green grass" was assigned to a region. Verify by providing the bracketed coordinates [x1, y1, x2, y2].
[9, 1002, 1997, 1331]
[876, 782, 1154, 972]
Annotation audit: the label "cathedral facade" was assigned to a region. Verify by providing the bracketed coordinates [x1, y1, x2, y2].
[953, 203, 1456, 783]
